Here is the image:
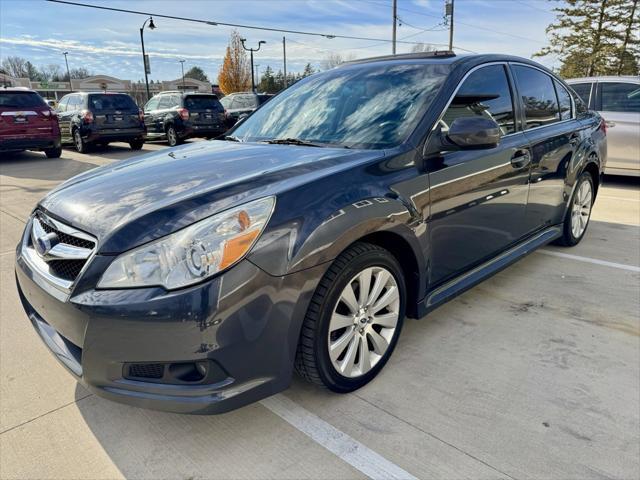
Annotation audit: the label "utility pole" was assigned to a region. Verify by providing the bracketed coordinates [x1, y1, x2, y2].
[283, 36, 288, 88]
[446, 0, 455, 51]
[179, 60, 185, 90]
[62, 51, 71, 91]
[392, 0, 397, 54]
[241, 38, 266, 93]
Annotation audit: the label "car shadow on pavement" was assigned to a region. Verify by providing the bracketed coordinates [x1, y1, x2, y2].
[0, 151, 99, 182]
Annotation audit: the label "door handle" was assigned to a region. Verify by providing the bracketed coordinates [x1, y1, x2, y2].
[569, 133, 580, 147]
[511, 150, 531, 169]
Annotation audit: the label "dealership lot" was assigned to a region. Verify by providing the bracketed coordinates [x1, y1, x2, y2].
[1, 143, 638, 479]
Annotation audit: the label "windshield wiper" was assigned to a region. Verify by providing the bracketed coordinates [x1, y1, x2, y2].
[223, 135, 242, 142]
[262, 137, 324, 147]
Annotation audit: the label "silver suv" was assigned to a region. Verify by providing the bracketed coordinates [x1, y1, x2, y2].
[567, 76, 639, 177]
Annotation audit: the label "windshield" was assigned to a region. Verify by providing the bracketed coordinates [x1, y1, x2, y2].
[89, 94, 138, 111]
[233, 63, 449, 149]
[0, 92, 46, 109]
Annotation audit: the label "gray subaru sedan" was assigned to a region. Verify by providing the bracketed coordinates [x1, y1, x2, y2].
[16, 52, 606, 414]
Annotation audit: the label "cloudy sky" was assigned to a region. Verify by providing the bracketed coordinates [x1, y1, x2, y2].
[0, 0, 559, 82]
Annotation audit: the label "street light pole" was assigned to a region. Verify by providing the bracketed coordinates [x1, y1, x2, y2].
[392, 0, 397, 54]
[240, 38, 266, 93]
[447, 0, 455, 51]
[139, 16, 156, 102]
[62, 51, 71, 91]
[179, 60, 185, 90]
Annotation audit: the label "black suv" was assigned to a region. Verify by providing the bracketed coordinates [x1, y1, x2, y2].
[57, 92, 145, 153]
[144, 91, 226, 146]
[16, 53, 606, 414]
[219, 92, 273, 127]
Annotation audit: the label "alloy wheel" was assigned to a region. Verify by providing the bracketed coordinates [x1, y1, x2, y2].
[167, 127, 177, 146]
[571, 180, 592, 238]
[327, 266, 400, 378]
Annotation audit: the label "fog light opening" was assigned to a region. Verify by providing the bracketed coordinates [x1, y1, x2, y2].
[168, 361, 207, 382]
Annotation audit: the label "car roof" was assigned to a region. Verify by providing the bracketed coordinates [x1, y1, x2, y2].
[0, 86, 36, 92]
[340, 52, 557, 75]
[565, 76, 639, 83]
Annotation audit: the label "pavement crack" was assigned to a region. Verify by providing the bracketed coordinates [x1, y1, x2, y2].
[0, 393, 94, 435]
[354, 393, 519, 480]
[0, 208, 26, 224]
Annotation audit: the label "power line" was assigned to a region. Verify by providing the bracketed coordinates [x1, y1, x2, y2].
[47, 0, 441, 47]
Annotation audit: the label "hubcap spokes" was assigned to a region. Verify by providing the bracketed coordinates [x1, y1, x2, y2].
[571, 181, 592, 238]
[328, 266, 399, 378]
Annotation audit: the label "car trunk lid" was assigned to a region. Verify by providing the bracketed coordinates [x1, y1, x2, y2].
[89, 93, 140, 130]
[0, 91, 55, 139]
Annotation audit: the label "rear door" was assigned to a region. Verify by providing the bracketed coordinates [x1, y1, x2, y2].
[89, 94, 140, 132]
[0, 91, 52, 141]
[596, 80, 640, 174]
[183, 95, 225, 129]
[427, 63, 533, 286]
[511, 64, 584, 231]
[143, 97, 161, 134]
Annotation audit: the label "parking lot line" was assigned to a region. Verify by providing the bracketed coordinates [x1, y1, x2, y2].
[538, 249, 640, 272]
[261, 394, 418, 480]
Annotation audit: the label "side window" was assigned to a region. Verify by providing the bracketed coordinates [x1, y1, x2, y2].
[512, 65, 560, 129]
[569, 82, 592, 106]
[145, 97, 160, 111]
[600, 82, 640, 113]
[554, 80, 572, 120]
[57, 96, 69, 112]
[67, 95, 79, 111]
[172, 95, 182, 107]
[442, 64, 516, 135]
[158, 96, 173, 109]
[219, 96, 231, 109]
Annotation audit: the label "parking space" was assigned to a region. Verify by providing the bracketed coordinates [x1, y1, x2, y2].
[1, 144, 638, 479]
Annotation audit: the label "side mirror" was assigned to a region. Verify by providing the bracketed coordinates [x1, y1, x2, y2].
[446, 116, 500, 149]
[234, 113, 250, 127]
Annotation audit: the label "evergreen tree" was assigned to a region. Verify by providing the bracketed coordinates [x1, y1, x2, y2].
[274, 69, 285, 91]
[614, 0, 639, 74]
[258, 66, 277, 93]
[184, 66, 210, 82]
[302, 63, 315, 77]
[535, 0, 638, 77]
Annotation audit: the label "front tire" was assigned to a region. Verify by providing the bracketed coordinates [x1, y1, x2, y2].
[295, 242, 406, 392]
[555, 171, 594, 246]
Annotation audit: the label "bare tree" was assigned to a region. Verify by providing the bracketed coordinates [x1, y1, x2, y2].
[1, 56, 29, 78]
[320, 52, 356, 70]
[411, 43, 436, 53]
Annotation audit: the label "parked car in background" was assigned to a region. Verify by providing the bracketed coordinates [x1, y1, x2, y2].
[0, 87, 61, 158]
[219, 92, 273, 127]
[42, 98, 58, 109]
[16, 53, 606, 414]
[144, 91, 226, 146]
[56, 92, 145, 153]
[567, 76, 639, 177]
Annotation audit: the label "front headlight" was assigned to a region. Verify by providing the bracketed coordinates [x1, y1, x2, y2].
[98, 196, 275, 290]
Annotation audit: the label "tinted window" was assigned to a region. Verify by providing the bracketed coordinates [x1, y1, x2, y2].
[570, 83, 592, 106]
[89, 94, 137, 111]
[145, 97, 160, 111]
[184, 95, 223, 111]
[554, 81, 572, 120]
[57, 96, 69, 112]
[67, 95, 82, 110]
[219, 96, 232, 108]
[513, 65, 560, 129]
[600, 82, 640, 113]
[233, 63, 450, 149]
[257, 94, 272, 105]
[442, 64, 516, 135]
[0, 91, 46, 108]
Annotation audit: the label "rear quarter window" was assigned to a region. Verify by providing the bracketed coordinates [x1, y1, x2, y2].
[600, 82, 640, 113]
[0, 92, 46, 108]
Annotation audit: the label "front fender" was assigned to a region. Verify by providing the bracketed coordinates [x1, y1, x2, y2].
[248, 196, 421, 277]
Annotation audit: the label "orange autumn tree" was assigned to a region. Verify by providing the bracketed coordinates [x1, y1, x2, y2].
[218, 31, 251, 94]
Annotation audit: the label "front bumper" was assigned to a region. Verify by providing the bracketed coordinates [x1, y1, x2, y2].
[15, 236, 324, 414]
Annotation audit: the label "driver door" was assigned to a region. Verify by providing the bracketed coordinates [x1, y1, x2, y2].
[426, 63, 532, 286]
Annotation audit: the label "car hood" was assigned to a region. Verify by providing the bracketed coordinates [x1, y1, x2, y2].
[40, 140, 383, 253]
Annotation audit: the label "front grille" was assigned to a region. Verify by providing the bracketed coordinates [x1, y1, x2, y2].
[128, 363, 165, 379]
[39, 220, 95, 250]
[28, 212, 97, 287]
[48, 259, 86, 282]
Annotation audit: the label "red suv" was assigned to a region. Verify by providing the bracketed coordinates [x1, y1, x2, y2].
[0, 87, 62, 158]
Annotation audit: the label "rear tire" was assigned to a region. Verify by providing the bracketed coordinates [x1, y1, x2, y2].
[129, 139, 144, 150]
[166, 125, 180, 147]
[73, 129, 90, 154]
[555, 171, 594, 246]
[295, 242, 406, 393]
[44, 146, 62, 158]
